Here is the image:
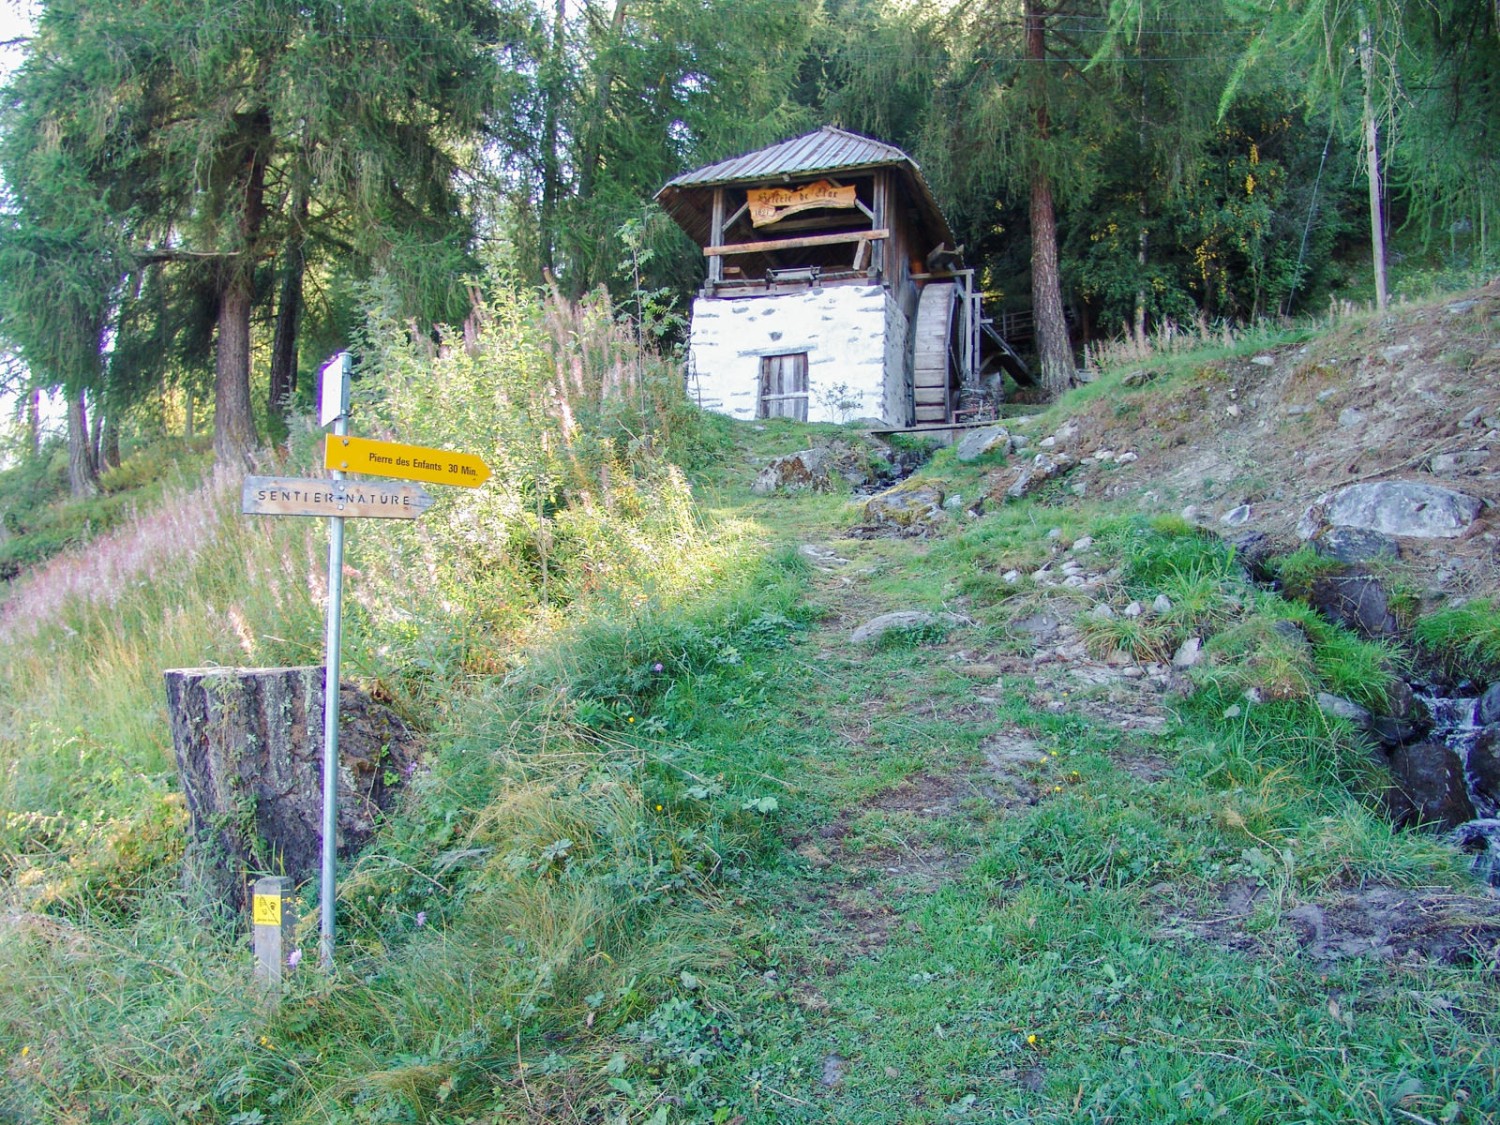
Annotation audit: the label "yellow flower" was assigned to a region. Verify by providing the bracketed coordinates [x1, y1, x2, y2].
[19, 1046, 28, 1057]
[627, 716, 635, 724]
[1027, 1033, 1038, 1046]
[655, 804, 663, 812]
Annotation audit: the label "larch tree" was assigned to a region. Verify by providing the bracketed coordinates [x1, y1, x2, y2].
[0, 0, 508, 468]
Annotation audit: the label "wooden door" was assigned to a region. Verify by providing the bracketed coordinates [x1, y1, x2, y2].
[758, 353, 809, 421]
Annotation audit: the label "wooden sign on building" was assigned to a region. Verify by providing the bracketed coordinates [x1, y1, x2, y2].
[747, 179, 857, 227]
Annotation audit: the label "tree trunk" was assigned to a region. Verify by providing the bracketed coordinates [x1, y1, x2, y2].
[100, 412, 121, 470]
[25, 387, 40, 460]
[162, 666, 420, 914]
[577, 2, 628, 205]
[269, 178, 310, 421]
[213, 277, 259, 467]
[67, 387, 98, 498]
[1025, 0, 1076, 396]
[538, 0, 566, 275]
[1359, 9, 1389, 311]
[212, 109, 272, 468]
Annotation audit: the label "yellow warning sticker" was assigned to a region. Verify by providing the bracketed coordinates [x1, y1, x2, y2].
[252, 894, 282, 926]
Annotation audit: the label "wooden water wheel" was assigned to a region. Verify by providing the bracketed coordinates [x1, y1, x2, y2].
[912, 282, 961, 423]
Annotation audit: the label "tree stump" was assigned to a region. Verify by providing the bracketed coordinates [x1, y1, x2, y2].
[163, 666, 420, 912]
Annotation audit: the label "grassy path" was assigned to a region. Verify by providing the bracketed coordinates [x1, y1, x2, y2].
[682, 458, 1500, 1125]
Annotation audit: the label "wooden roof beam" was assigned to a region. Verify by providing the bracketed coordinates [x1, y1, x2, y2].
[704, 229, 890, 257]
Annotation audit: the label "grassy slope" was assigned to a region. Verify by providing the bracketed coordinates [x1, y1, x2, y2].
[2, 309, 1499, 1122]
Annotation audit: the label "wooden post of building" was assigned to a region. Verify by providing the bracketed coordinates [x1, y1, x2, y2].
[252, 875, 298, 995]
[872, 172, 888, 277]
[708, 187, 726, 288]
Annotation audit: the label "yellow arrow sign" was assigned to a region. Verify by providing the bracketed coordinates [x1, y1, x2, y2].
[324, 435, 491, 489]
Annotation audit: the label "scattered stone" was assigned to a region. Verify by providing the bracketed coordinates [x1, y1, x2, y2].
[1181, 505, 1201, 523]
[1072, 536, 1094, 552]
[1313, 526, 1400, 564]
[1445, 299, 1480, 315]
[1123, 601, 1143, 618]
[751, 445, 847, 495]
[1316, 388, 1338, 403]
[1286, 404, 1313, 417]
[1046, 527, 1063, 539]
[1220, 504, 1252, 527]
[1172, 637, 1203, 669]
[1380, 344, 1412, 363]
[1337, 408, 1366, 428]
[1012, 611, 1064, 643]
[1003, 452, 1078, 500]
[1225, 404, 1241, 418]
[1039, 436, 1057, 449]
[1385, 741, 1476, 830]
[1224, 529, 1278, 581]
[1428, 450, 1491, 474]
[954, 425, 1012, 463]
[799, 544, 850, 567]
[1116, 451, 1139, 465]
[1251, 354, 1275, 367]
[1091, 603, 1116, 620]
[1152, 594, 1173, 614]
[1002, 570, 1022, 584]
[1317, 692, 1372, 727]
[1301, 481, 1486, 540]
[1121, 369, 1159, 387]
[850, 610, 973, 645]
[1093, 449, 1115, 462]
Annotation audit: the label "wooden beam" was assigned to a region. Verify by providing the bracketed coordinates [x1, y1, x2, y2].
[704, 229, 890, 258]
[708, 187, 726, 285]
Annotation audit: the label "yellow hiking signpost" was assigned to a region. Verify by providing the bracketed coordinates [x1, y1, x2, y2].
[237, 352, 492, 977]
[324, 434, 491, 488]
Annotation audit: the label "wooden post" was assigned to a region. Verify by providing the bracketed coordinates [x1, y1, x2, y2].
[708, 187, 726, 288]
[872, 171, 888, 277]
[252, 875, 298, 994]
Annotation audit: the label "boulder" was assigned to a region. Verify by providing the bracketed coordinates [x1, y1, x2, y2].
[1313, 526, 1400, 563]
[751, 442, 875, 496]
[1304, 569, 1400, 639]
[1384, 740, 1476, 829]
[954, 425, 1011, 463]
[1316, 692, 1372, 728]
[850, 610, 973, 645]
[164, 666, 420, 912]
[1300, 481, 1485, 540]
[1469, 727, 1500, 811]
[858, 480, 947, 536]
[1479, 683, 1500, 727]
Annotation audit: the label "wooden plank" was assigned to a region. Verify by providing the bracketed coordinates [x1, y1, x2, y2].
[705, 229, 890, 257]
[243, 476, 434, 519]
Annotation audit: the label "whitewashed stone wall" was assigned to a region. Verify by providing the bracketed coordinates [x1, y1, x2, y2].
[686, 284, 897, 424]
[882, 290, 912, 426]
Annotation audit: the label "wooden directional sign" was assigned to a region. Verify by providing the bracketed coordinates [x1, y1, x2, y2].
[324, 435, 491, 489]
[242, 476, 434, 519]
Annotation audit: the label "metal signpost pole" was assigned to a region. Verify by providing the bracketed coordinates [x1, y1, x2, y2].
[319, 352, 351, 971]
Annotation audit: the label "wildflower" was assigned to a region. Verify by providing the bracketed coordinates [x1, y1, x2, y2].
[655, 804, 664, 812]
[416, 911, 428, 927]
[1027, 1034, 1038, 1046]
[653, 662, 664, 673]
[627, 716, 635, 724]
[286, 948, 302, 968]
[19, 1046, 28, 1058]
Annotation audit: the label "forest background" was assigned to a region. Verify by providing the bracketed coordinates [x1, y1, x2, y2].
[1, 0, 1496, 490]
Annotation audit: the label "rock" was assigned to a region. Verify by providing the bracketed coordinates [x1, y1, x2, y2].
[1003, 452, 1078, 500]
[1039, 436, 1057, 450]
[1221, 504, 1252, 527]
[850, 610, 973, 645]
[1002, 570, 1022, 584]
[820, 1054, 849, 1088]
[1305, 569, 1400, 639]
[1251, 354, 1275, 367]
[1470, 727, 1500, 809]
[1384, 741, 1476, 830]
[1152, 594, 1173, 614]
[1480, 684, 1500, 726]
[1091, 603, 1116, 620]
[955, 425, 1012, 463]
[1121, 369, 1159, 387]
[1313, 526, 1400, 563]
[1337, 408, 1366, 428]
[799, 544, 850, 567]
[1428, 450, 1491, 474]
[1286, 404, 1313, 416]
[1012, 610, 1064, 643]
[1303, 481, 1485, 540]
[164, 667, 420, 913]
[1072, 536, 1094, 552]
[1010, 434, 1031, 451]
[1117, 451, 1139, 465]
[1448, 820, 1500, 888]
[1172, 637, 1203, 669]
[1181, 505, 1201, 523]
[1317, 692, 1372, 728]
[1225, 529, 1278, 581]
[1124, 601, 1143, 618]
[752, 446, 836, 495]
[860, 481, 948, 536]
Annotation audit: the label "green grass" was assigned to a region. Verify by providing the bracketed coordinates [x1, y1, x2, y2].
[3, 286, 1498, 1123]
[1413, 598, 1500, 686]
